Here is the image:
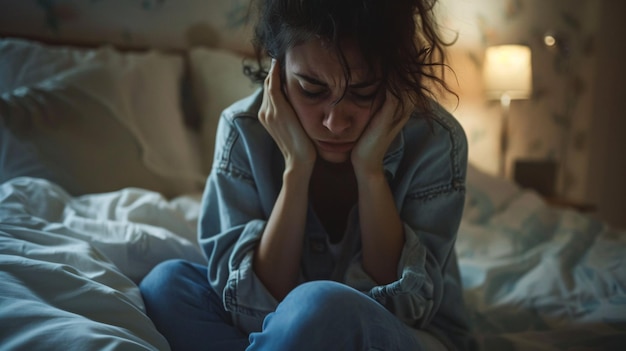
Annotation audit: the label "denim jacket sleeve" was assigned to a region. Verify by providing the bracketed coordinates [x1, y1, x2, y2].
[343, 103, 471, 349]
[198, 91, 283, 333]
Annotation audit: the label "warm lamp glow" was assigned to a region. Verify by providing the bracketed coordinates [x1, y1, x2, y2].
[483, 45, 533, 101]
[483, 44, 533, 179]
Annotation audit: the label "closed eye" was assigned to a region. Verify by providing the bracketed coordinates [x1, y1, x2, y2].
[295, 72, 380, 102]
[300, 86, 328, 99]
[351, 90, 378, 101]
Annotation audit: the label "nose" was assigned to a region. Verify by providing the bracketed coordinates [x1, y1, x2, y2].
[323, 100, 351, 135]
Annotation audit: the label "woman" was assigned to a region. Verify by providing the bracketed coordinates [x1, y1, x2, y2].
[140, 0, 474, 350]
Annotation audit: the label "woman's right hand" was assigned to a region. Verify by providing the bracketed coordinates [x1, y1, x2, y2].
[258, 59, 317, 173]
[255, 60, 315, 300]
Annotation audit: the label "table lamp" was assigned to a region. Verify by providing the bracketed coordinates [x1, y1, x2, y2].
[483, 44, 533, 177]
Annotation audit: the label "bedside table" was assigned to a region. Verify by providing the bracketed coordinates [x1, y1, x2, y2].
[513, 159, 596, 213]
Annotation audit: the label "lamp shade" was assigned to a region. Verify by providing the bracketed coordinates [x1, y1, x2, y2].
[483, 45, 533, 100]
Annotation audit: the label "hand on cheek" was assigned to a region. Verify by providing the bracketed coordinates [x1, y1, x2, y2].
[258, 60, 317, 173]
[351, 90, 410, 177]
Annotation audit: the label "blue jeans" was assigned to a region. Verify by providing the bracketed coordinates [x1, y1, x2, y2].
[140, 259, 447, 351]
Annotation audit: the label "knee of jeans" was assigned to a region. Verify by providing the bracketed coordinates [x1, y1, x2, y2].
[290, 280, 362, 301]
[253, 281, 376, 349]
[281, 281, 370, 326]
[139, 259, 191, 303]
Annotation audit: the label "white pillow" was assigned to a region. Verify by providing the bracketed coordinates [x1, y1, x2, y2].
[0, 38, 205, 197]
[188, 47, 260, 172]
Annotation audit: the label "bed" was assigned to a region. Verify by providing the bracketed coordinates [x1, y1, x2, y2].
[1, 36, 625, 351]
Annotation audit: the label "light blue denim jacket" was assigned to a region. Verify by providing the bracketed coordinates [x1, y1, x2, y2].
[198, 89, 473, 350]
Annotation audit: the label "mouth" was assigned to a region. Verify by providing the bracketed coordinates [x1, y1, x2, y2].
[316, 140, 355, 153]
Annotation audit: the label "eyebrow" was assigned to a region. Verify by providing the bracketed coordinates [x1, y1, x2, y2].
[295, 73, 380, 89]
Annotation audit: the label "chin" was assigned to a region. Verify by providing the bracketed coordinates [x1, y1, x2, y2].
[318, 151, 350, 164]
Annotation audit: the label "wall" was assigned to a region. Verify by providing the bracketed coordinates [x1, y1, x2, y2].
[437, 0, 600, 205]
[438, 0, 626, 229]
[586, 0, 626, 230]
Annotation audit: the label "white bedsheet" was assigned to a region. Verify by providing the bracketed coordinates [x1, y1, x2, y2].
[460, 165, 626, 350]
[0, 177, 205, 350]
[1, 172, 625, 350]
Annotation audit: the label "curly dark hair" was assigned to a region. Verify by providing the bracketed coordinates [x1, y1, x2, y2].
[244, 0, 456, 117]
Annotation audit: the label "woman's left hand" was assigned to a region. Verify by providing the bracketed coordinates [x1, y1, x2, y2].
[351, 90, 410, 177]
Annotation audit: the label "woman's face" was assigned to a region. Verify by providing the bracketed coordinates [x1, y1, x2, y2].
[283, 38, 381, 164]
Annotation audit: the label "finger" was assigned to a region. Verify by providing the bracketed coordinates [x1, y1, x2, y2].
[266, 59, 280, 91]
[260, 60, 279, 122]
